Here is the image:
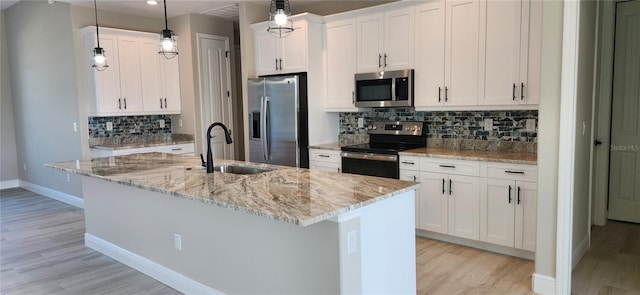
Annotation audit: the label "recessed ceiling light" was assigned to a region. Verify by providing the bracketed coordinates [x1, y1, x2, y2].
[146, 0, 158, 5]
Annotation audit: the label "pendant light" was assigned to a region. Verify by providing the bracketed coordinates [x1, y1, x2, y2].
[91, 0, 108, 71]
[158, 0, 178, 59]
[267, 0, 294, 38]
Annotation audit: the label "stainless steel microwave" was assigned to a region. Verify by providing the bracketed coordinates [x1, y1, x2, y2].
[354, 69, 414, 108]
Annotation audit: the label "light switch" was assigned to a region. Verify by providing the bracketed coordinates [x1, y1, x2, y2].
[347, 230, 357, 255]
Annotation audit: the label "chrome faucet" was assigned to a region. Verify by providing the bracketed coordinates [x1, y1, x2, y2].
[204, 122, 233, 173]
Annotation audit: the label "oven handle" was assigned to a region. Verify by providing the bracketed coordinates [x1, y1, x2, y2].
[340, 152, 398, 162]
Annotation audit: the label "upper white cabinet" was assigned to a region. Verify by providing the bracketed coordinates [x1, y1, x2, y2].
[252, 15, 323, 76]
[414, 0, 480, 108]
[82, 27, 182, 116]
[323, 17, 358, 111]
[479, 0, 541, 106]
[356, 6, 414, 73]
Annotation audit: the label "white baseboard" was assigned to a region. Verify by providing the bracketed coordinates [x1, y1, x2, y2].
[0, 179, 19, 189]
[532, 273, 556, 295]
[572, 234, 590, 269]
[85, 234, 223, 295]
[19, 180, 84, 209]
[416, 230, 535, 260]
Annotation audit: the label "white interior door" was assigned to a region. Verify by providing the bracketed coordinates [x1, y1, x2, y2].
[608, 0, 640, 223]
[198, 34, 234, 160]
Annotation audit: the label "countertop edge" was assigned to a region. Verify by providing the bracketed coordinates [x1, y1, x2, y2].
[90, 140, 195, 150]
[398, 151, 537, 165]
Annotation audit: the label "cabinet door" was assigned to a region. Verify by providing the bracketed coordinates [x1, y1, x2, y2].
[383, 7, 414, 70]
[324, 19, 357, 110]
[94, 33, 122, 114]
[280, 21, 307, 73]
[481, 0, 523, 106]
[255, 29, 278, 75]
[357, 13, 384, 73]
[515, 181, 537, 251]
[414, 0, 446, 107]
[448, 174, 480, 240]
[445, 0, 480, 106]
[400, 170, 421, 228]
[524, 0, 541, 104]
[160, 54, 181, 113]
[117, 36, 143, 112]
[485, 178, 516, 247]
[139, 37, 163, 112]
[421, 172, 448, 233]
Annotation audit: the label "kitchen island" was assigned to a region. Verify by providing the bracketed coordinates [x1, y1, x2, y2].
[46, 153, 419, 295]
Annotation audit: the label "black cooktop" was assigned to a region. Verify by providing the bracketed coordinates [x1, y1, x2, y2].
[341, 142, 423, 155]
[341, 121, 427, 155]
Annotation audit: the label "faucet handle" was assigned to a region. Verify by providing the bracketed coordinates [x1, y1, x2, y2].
[200, 154, 207, 167]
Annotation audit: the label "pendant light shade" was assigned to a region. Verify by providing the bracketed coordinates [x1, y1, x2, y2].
[267, 0, 294, 38]
[92, 0, 108, 71]
[158, 0, 178, 59]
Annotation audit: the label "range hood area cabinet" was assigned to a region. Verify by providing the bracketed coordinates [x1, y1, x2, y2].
[81, 27, 182, 116]
[251, 14, 324, 76]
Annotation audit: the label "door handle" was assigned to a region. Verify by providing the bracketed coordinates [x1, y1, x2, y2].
[263, 96, 270, 161]
[438, 87, 442, 102]
[508, 185, 512, 203]
[439, 164, 456, 168]
[505, 170, 525, 174]
[160, 98, 163, 109]
[445, 87, 449, 102]
[384, 53, 387, 67]
[123, 98, 127, 109]
[449, 179, 452, 195]
[378, 54, 382, 68]
[164, 98, 167, 108]
[118, 98, 122, 110]
[517, 186, 521, 204]
[442, 178, 445, 195]
[352, 91, 355, 104]
[260, 96, 268, 161]
[413, 175, 417, 182]
[401, 161, 415, 165]
[279, 58, 282, 71]
[512, 83, 516, 101]
[521, 82, 525, 100]
[275, 58, 279, 70]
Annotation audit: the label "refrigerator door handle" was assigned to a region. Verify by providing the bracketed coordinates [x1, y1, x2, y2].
[261, 96, 270, 161]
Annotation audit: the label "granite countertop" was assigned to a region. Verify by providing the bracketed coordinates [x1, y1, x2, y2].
[90, 134, 194, 150]
[400, 147, 537, 165]
[46, 153, 418, 226]
[308, 142, 347, 151]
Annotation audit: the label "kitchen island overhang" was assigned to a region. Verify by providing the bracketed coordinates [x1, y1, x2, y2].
[47, 153, 419, 294]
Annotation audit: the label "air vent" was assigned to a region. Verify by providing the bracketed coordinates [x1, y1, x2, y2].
[203, 3, 239, 20]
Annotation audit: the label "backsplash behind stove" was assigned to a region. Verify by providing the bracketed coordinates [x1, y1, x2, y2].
[340, 109, 538, 144]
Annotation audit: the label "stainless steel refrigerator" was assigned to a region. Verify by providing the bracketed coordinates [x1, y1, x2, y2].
[247, 74, 308, 168]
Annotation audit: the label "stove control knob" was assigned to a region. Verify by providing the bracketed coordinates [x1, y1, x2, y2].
[411, 127, 416, 131]
[372, 126, 377, 130]
[405, 127, 410, 131]
[367, 125, 373, 130]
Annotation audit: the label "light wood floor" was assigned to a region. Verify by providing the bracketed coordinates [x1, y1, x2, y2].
[572, 220, 640, 295]
[1, 188, 537, 294]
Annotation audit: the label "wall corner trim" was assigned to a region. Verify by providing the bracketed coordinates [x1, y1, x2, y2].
[532, 273, 556, 295]
[84, 233, 224, 295]
[572, 234, 590, 269]
[19, 181, 84, 209]
[0, 180, 20, 190]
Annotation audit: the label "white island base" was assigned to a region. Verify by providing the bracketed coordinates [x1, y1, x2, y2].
[81, 177, 417, 294]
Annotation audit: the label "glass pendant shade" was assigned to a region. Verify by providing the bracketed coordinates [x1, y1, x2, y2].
[159, 0, 178, 59]
[92, 47, 108, 71]
[267, 0, 294, 38]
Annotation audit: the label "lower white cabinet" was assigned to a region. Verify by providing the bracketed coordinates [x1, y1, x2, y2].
[309, 149, 342, 173]
[91, 143, 195, 158]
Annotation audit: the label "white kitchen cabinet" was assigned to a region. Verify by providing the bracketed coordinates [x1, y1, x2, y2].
[91, 143, 195, 158]
[253, 18, 310, 76]
[309, 149, 342, 173]
[140, 37, 182, 114]
[115, 35, 144, 113]
[414, 0, 480, 108]
[159, 54, 182, 112]
[356, 6, 414, 73]
[483, 163, 537, 251]
[323, 18, 358, 111]
[399, 169, 422, 229]
[479, 0, 540, 106]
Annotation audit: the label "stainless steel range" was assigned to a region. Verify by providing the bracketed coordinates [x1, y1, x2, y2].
[341, 121, 427, 179]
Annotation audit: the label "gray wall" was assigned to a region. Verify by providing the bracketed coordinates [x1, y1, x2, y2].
[4, 1, 83, 196]
[0, 11, 18, 184]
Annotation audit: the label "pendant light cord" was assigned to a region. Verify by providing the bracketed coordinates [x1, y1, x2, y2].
[94, 0, 100, 47]
[163, 0, 169, 30]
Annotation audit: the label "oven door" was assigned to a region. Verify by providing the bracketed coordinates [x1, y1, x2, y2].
[340, 152, 399, 179]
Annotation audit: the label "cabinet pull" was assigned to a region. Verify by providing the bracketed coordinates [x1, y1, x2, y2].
[521, 82, 525, 100]
[442, 178, 445, 194]
[512, 83, 516, 101]
[445, 87, 449, 102]
[160, 98, 163, 109]
[384, 53, 388, 67]
[352, 91, 355, 104]
[508, 185, 512, 203]
[378, 54, 382, 68]
[164, 98, 167, 108]
[505, 170, 525, 174]
[438, 87, 442, 102]
[449, 179, 452, 195]
[401, 161, 415, 165]
[275, 58, 279, 70]
[171, 148, 182, 151]
[279, 58, 282, 70]
[337, 168, 341, 173]
[517, 186, 521, 204]
[123, 98, 127, 109]
[318, 155, 330, 158]
[439, 164, 456, 168]
[118, 98, 122, 110]
[413, 175, 417, 182]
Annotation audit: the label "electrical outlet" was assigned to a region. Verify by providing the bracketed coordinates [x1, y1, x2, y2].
[23, 163, 27, 171]
[174, 233, 182, 251]
[67, 174, 71, 182]
[484, 119, 493, 131]
[357, 118, 364, 128]
[73, 122, 78, 132]
[159, 119, 165, 128]
[106, 122, 113, 131]
[526, 119, 536, 131]
[179, 119, 183, 128]
[347, 230, 357, 255]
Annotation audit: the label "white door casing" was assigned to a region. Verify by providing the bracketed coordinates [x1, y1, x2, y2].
[198, 34, 234, 160]
[608, 0, 640, 223]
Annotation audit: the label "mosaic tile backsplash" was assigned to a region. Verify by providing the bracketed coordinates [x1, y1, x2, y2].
[340, 109, 538, 142]
[88, 115, 172, 138]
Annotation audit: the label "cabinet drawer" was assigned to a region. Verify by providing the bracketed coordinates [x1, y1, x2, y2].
[421, 158, 480, 176]
[156, 143, 195, 155]
[486, 162, 537, 182]
[309, 149, 341, 163]
[310, 160, 341, 173]
[399, 170, 420, 182]
[111, 147, 157, 156]
[399, 156, 421, 171]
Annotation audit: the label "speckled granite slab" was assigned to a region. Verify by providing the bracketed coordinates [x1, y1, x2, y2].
[400, 148, 537, 165]
[90, 133, 194, 150]
[308, 142, 363, 151]
[46, 153, 418, 226]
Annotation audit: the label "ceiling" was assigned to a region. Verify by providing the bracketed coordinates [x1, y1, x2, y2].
[1, 0, 325, 20]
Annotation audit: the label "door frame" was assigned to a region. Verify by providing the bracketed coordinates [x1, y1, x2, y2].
[196, 33, 234, 159]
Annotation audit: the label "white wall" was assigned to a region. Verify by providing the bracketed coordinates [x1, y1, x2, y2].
[0, 11, 19, 186]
